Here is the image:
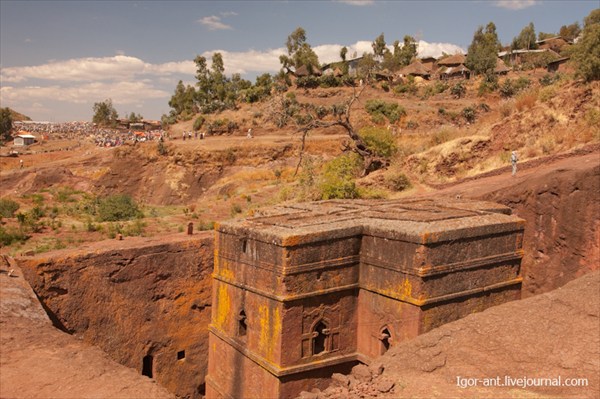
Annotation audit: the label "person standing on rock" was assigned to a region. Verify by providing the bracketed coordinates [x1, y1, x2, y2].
[511, 151, 518, 176]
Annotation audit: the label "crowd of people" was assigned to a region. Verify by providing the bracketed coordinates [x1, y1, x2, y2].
[13, 121, 168, 148]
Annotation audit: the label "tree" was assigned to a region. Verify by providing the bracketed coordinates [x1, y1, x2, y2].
[558, 22, 581, 41]
[340, 46, 348, 62]
[466, 22, 500, 77]
[0, 107, 13, 142]
[357, 53, 377, 79]
[193, 52, 239, 113]
[512, 22, 537, 50]
[279, 27, 320, 74]
[372, 33, 388, 60]
[572, 9, 600, 82]
[92, 99, 118, 127]
[168, 80, 196, 118]
[295, 86, 388, 176]
[397, 35, 418, 67]
[128, 112, 143, 123]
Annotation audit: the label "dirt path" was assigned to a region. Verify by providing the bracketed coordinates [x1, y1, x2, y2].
[420, 144, 600, 199]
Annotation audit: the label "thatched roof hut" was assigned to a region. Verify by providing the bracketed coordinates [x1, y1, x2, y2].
[436, 53, 466, 67]
[294, 64, 322, 77]
[494, 58, 511, 74]
[439, 64, 471, 80]
[398, 61, 431, 78]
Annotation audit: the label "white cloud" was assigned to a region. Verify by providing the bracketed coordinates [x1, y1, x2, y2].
[220, 11, 238, 17]
[1, 81, 169, 106]
[198, 15, 233, 30]
[493, 0, 540, 10]
[416, 40, 465, 58]
[0, 55, 196, 83]
[335, 0, 375, 6]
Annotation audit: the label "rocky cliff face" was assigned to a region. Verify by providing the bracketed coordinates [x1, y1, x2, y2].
[18, 233, 214, 399]
[0, 256, 175, 399]
[480, 159, 600, 296]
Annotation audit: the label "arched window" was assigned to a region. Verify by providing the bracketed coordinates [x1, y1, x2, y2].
[312, 320, 329, 355]
[238, 310, 247, 337]
[380, 327, 392, 355]
[142, 354, 153, 378]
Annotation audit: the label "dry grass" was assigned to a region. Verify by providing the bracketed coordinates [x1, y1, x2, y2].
[515, 90, 538, 112]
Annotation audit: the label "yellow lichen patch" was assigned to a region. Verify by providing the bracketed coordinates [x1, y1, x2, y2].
[400, 277, 412, 298]
[214, 284, 230, 330]
[219, 267, 235, 281]
[258, 304, 281, 363]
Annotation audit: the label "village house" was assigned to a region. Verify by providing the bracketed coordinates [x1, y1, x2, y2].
[547, 57, 570, 73]
[436, 53, 470, 80]
[398, 61, 431, 80]
[536, 36, 571, 53]
[13, 132, 36, 146]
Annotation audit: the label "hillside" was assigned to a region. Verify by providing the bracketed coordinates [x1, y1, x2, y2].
[0, 70, 598, 257]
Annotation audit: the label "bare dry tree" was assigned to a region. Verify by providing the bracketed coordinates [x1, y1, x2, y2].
[294, 85, 388, 176]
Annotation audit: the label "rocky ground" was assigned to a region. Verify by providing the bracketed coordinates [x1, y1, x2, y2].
[0, 255, 174, 399]
[300, 271, 600, 399]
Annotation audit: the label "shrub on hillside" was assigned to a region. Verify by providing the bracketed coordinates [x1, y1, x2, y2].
[193, 115, 205, 131]
[462, 106, 477, 123]
[0, 198, 20, 218]
[296, 76, 320, 89]
[365, 100, 406, 124]
[319, 153, 362, 200]
[0, 225, 28, 246]
[359, 127, 398, 159]
[319, 74, 342, 88]
[97, 194, 143, 222]
[385, 172, 412, 191]
[450, 82, 466, 98]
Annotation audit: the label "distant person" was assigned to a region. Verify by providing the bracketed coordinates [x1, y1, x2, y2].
[19, 159, 23, 169]
[247, 128, 253, 139]
[511, 151, 518, 176]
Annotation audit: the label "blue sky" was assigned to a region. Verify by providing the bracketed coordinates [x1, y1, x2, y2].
[0, 0, 597, 122]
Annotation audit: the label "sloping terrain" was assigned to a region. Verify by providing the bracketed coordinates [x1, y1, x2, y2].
[0, 255, 174, 399]
[306, 271, 600, 399]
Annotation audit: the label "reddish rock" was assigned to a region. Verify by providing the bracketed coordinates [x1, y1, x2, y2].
[352, 364, 373, 383]
[0, 257, 174, 399]
[17, 233, 214, 399]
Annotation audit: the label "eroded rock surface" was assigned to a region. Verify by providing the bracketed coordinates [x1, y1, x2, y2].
[17, 233, 214, 399]
[0, 256, 174, 399]
[302, 271, 600, 399]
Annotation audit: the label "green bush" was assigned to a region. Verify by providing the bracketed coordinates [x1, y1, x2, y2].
[193, 115, 205, 131]
[0, 198, 20, 218]
[393, 78, 418, 95]
[0, 225, 28, 246]
[450, 82, 466, 98]
[318, 153, 362, 200]
[462, 106, 477, 123]
[359, 127, 397, 158]
[296, 76, 320, 89]
[97, 194, 143, 222]
[319, 74, 341, 88]
[365, 100, 406, 124]
[386, 172, 412, 191]
[539, 73, 561, 86]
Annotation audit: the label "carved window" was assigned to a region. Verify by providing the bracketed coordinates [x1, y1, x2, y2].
[238, 310, 247, 337]
[379, 327, 392, 355]
[142, 355, 153, 378]
[312, 320, 330, 355]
